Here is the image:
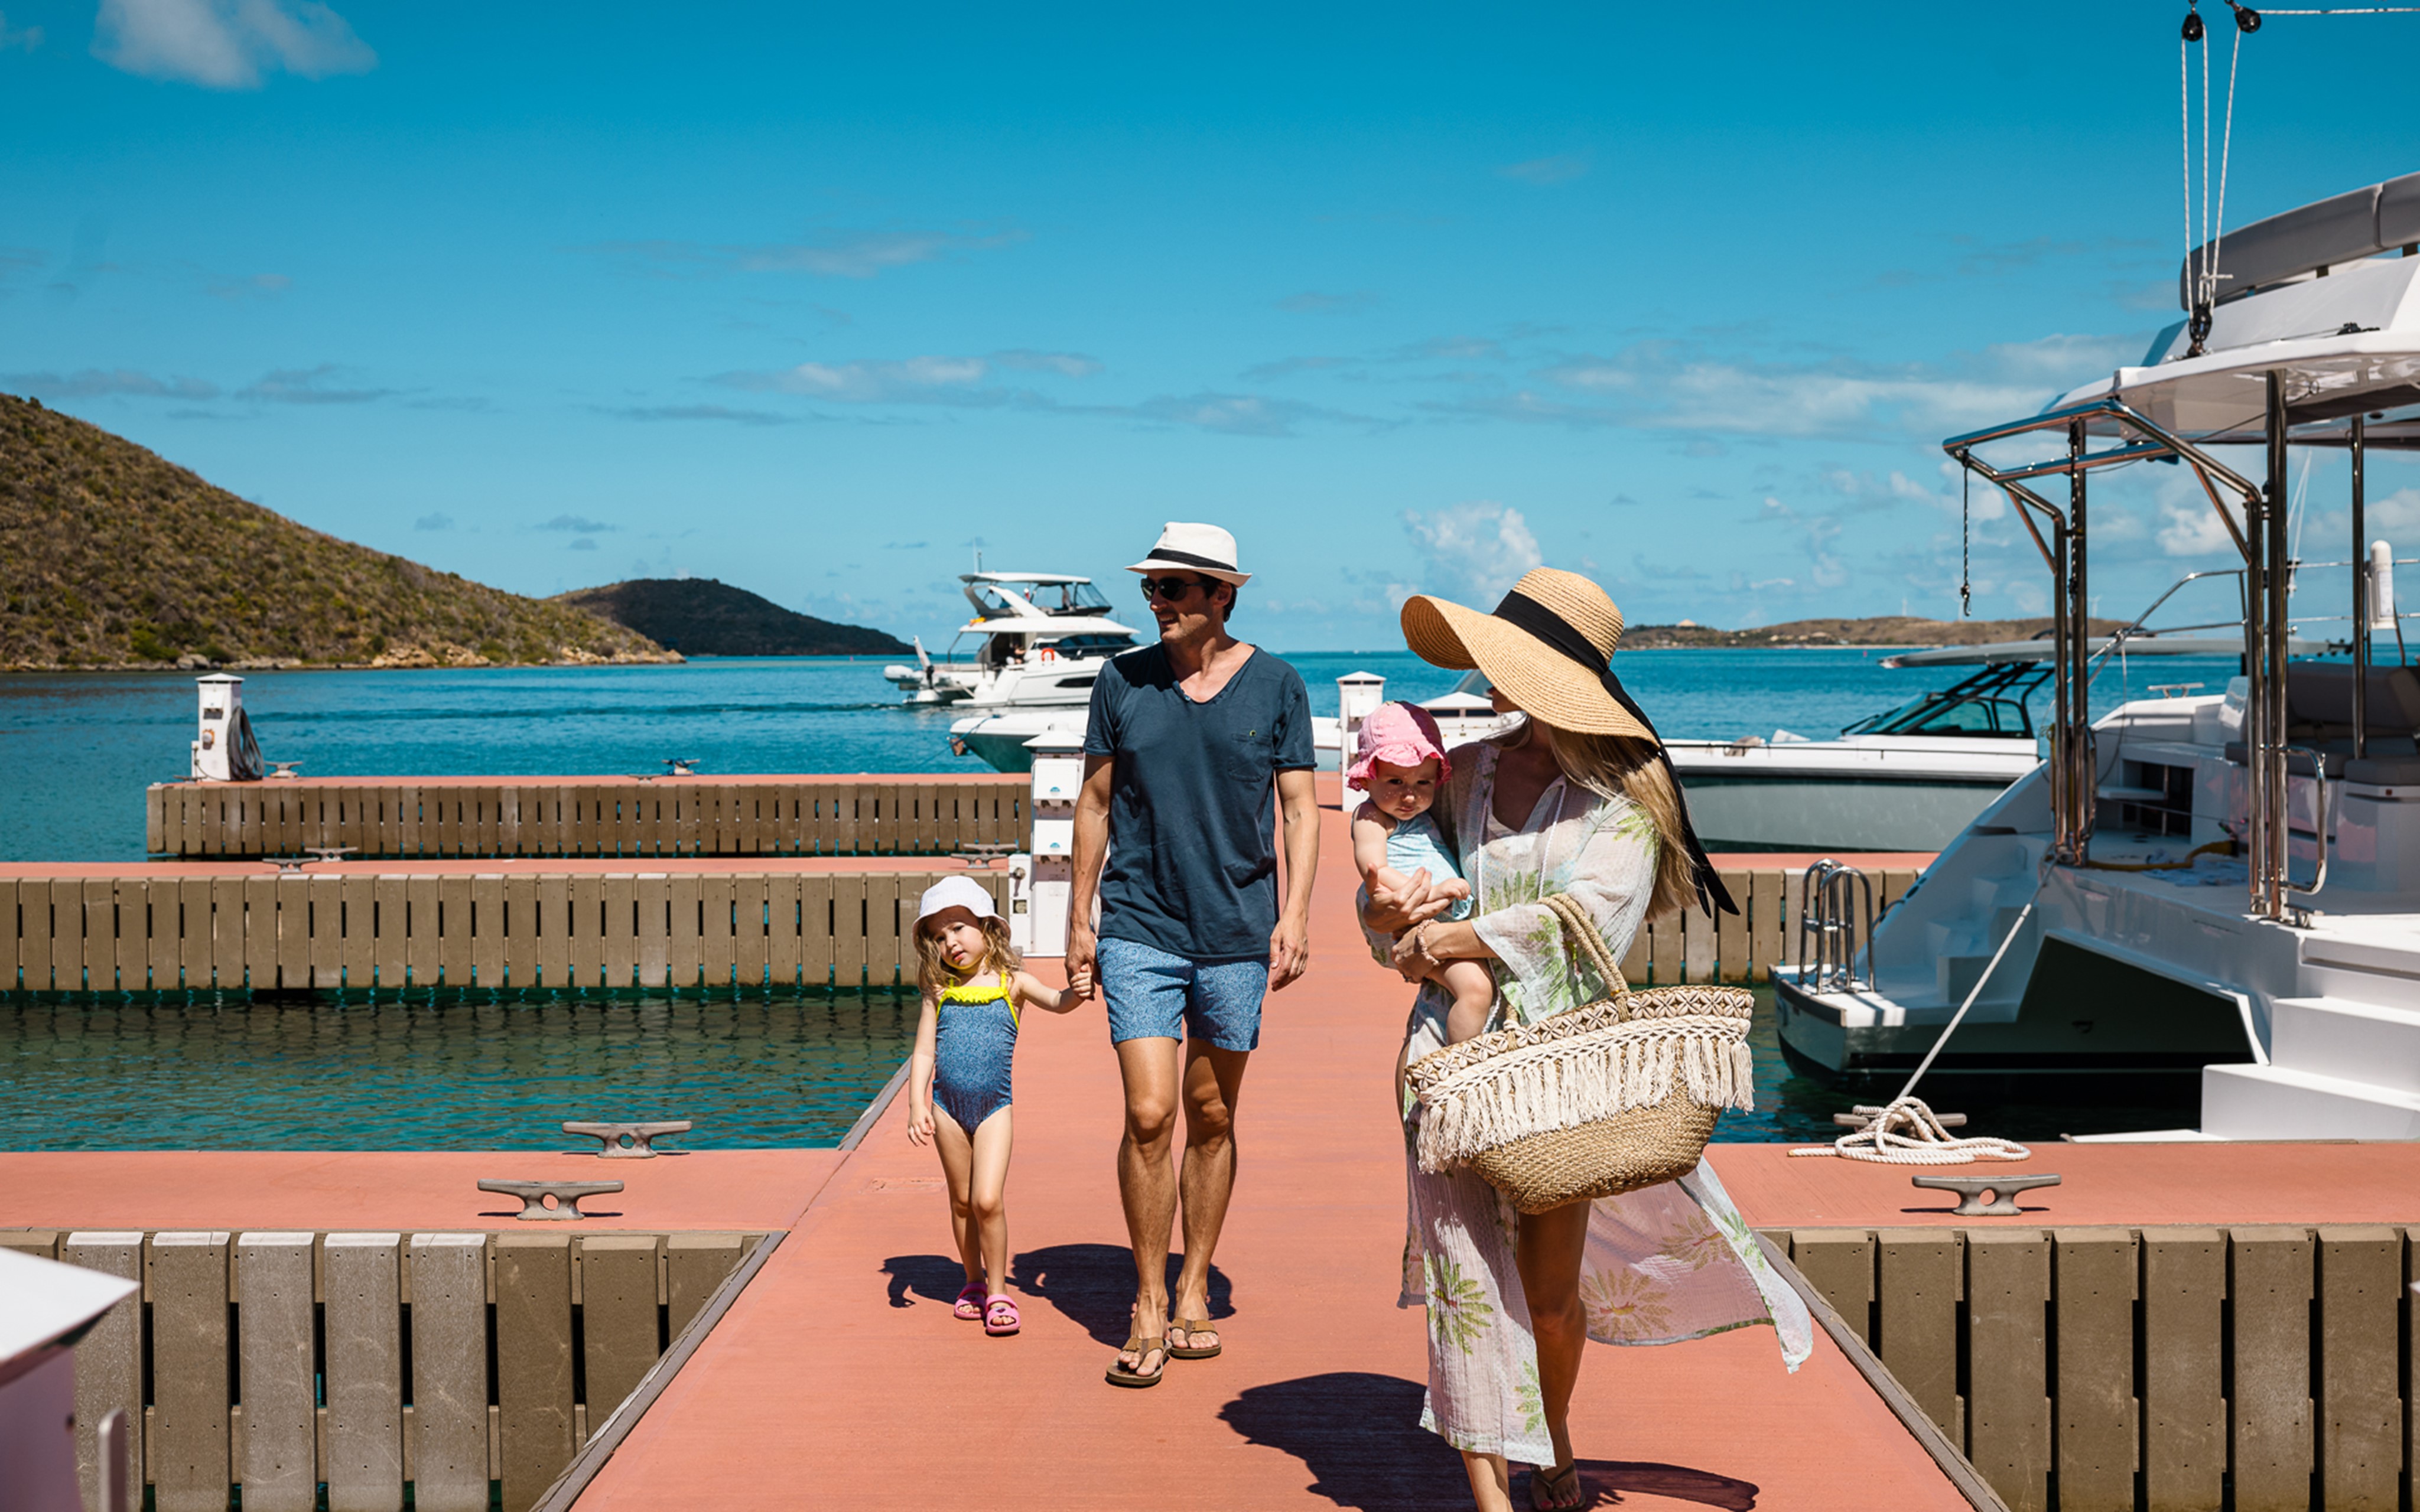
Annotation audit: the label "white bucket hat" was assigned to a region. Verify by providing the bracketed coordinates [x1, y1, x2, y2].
[915, 874, 1000, 927]
[1128, 522, 1250, 586]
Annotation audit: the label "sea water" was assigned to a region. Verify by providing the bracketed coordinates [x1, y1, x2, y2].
[0, 649, 2239, 1147]
[0, 649, 2235, 863]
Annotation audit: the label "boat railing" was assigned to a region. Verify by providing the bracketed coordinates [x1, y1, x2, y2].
[2285, 745, 2331, 899]
[1795, 859, 1875, 993]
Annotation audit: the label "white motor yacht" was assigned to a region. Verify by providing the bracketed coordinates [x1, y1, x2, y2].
[884, 573, 1141, 708]
[1775, 168, 2420, 1139]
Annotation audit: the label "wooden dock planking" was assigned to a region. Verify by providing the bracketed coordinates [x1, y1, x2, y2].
[10, 850, 1926, 995]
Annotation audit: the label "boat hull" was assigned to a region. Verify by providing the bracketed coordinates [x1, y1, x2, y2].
[1773, 934, 2258, 1096]
[1679, 772, 2020, 852]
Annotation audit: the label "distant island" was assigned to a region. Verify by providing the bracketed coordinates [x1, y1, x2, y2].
[554, 578, 910, 657]
[0, 393, 675, 671]
[1624, 614, 2132, 650]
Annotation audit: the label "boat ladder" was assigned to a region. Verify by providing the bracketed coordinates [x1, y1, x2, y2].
[1795, 859, 1875, 993]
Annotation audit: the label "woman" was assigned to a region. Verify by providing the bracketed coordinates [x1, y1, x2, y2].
[1364, 568, 1810, 1512]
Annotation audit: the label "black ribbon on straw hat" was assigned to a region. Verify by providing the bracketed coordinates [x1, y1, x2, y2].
[1492, 590, 1739, 919]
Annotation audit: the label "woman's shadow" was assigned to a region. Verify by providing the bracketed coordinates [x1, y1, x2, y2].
[881, 1242, 1231, 1344]
[1218, 1373, 1759, 1511]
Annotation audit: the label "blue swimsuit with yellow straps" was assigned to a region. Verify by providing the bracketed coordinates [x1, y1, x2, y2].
[932, 970, 1019, 1133]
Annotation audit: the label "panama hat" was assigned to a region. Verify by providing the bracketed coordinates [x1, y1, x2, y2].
[915, 874, 1000, 927]
[1128, 522, 1251, 586]
[1400, 568, 1654, 742]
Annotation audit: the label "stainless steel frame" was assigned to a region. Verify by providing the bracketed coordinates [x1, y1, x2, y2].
[1944, 395, 2291, 916]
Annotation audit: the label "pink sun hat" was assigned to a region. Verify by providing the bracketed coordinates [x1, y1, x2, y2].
[1348, 702, 1452, 787]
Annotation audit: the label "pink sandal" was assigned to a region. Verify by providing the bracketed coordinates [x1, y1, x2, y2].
[952, 1281, 986, 1321]
[984, 1295, 1020, 1335]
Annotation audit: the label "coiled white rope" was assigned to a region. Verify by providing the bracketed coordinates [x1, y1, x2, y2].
[1791, 1096, 2031, 1165]
[1791, 902, 2037, 1164]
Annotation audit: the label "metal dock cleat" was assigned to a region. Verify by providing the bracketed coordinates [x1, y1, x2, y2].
[562, 1119, 692, 1158]
[1910, 1172, 2061, 1216]
[479, 1178, 624, 1220]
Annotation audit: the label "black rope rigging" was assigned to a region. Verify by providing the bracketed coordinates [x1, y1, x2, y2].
[1959, 464, 1972, 620]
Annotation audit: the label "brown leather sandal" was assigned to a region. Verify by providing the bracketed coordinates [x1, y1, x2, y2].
[1164, 1317, 1222, 1360]
[1104, 1333, 1169, 1388]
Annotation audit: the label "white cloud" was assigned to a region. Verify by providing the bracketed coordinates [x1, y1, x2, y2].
[725, 355, 990, 402]
[1497, 330, 2151, 442]
[991, 349, 1101, 378]
[0, 11, 43, 50]
[589, 227, 1024, 281]
[1402, 502, 1543, 604]
[4, 367, 216, 398]
[95, 0, 375, 89]
[1498, 153, 1591, 186]
[239, 364, 390, 404]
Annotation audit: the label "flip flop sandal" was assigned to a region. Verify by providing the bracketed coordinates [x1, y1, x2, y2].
[952, 1281, 986, 1321]
[1530, 1461, 1584, 1511]
[984, 1295, 1020, 1336]
[1164, 1317, 1222, 1360]
[1104, 1333, 1169, 1388]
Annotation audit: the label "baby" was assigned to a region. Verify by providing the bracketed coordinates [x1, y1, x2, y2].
[1349, 702, 1496, 1043]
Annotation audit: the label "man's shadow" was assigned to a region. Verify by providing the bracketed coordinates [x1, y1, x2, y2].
[1219, 1373, 1760, 1511]
[882, 1243, 1232, 1343]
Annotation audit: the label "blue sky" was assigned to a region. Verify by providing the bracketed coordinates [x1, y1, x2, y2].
[4, 1, 2417, 650]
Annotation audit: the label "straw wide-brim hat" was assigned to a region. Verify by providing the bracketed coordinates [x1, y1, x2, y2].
[1400, 567, 1654, 743]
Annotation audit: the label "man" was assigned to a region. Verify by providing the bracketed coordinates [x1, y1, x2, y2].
[1066, 521, 1320, 1389]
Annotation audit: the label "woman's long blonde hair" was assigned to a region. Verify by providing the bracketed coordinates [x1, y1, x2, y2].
[913, 914, 1022, 997]
[1533, 720, 1698, 922]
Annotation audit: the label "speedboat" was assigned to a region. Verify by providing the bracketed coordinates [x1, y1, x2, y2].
[1663, 663, 2047, 853]
[884, 573, 1141, 708]
[1774, 168, 2420, 1138]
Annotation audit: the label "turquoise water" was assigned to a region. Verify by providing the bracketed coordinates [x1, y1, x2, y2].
[0, 984, 915, 1150]
[0, 649, 2233, 1148]
[0, 649, 2237, 862]
[0, 981, 2177, 1149]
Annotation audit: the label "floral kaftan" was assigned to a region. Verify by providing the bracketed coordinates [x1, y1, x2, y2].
[1378, 739, 1811, 1463]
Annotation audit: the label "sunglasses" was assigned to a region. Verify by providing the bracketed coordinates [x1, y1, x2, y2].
[1139, 576, 1211, 602]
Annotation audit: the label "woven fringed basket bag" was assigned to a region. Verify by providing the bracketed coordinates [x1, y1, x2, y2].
[1404, 892, 1755, 1214]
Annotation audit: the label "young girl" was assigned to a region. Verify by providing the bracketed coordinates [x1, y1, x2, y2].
[1350, 702, 1497, 1043]
[903, 874, 1086, 1336]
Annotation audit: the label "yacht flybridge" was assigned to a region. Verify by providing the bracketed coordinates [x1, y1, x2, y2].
[883, 573, 1141, 709]
[1775, 170, 2420, 1138]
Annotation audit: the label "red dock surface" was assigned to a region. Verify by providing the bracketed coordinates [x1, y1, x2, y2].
[568, 805, 1970, 1511]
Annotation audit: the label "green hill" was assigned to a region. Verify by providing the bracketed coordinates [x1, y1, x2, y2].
[555, 578, 909, 657]
[1624, 614, 2133, 649]
[0, 394, 675, 670]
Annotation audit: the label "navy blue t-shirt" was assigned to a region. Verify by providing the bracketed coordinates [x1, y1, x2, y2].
[1084, 643, 1317, 960]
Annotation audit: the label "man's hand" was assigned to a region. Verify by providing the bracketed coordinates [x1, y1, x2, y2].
[1268, 913, 1310, 991]
[1363, 868, 1457, 936]
[1065, 921, 1098, 1001]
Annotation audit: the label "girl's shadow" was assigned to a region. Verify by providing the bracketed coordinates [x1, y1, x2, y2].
[879, 1242, 1230, 1344]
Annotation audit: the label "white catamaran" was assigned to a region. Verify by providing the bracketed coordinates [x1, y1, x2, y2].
[1775, 168, 2420, 1139]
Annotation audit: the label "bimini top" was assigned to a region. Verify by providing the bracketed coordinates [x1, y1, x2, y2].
[961, 572, 1093, 586]
[2050, 172, 2420, 448]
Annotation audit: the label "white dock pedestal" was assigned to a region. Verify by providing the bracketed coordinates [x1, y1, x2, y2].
[1022, 731, 1084, 957]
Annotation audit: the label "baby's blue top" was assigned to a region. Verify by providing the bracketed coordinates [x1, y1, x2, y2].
[1384, 810, 1471, 921]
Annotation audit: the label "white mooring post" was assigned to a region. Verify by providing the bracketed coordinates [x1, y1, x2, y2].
[1336, 670, 1386, 812]
[1022, 730, 1084, 957]
[191, 674, 243, 781]
[0, 1247, 139, 1512]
